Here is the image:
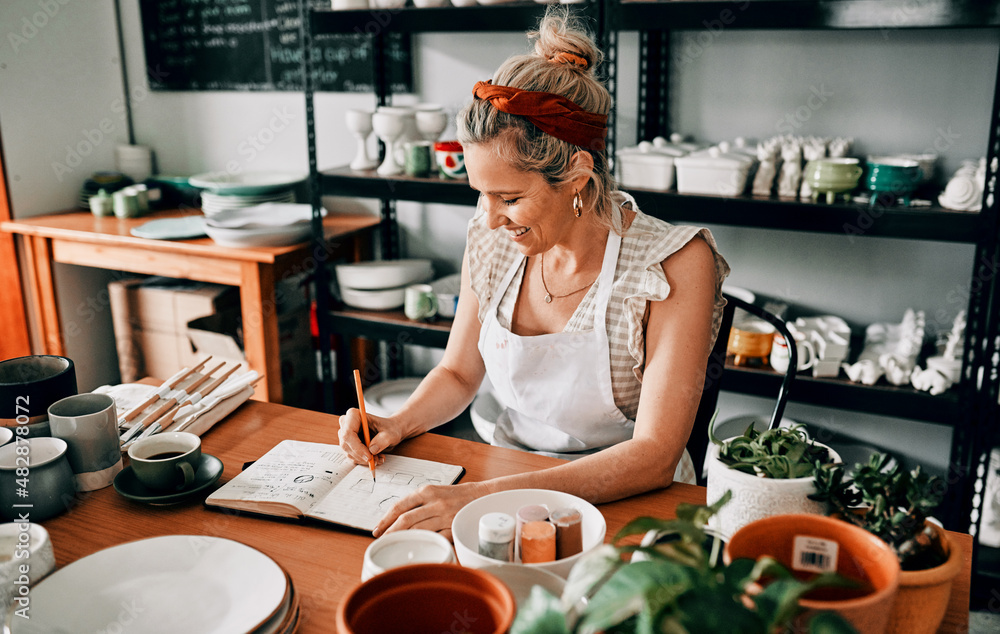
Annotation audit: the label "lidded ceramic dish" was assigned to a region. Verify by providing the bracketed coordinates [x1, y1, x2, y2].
[674, 145, 757, 196]
[616, 140, 683, 191]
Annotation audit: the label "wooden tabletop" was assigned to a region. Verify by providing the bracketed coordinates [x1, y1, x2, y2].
[36, 398, 971, 633]
[1, 208, 380, 264]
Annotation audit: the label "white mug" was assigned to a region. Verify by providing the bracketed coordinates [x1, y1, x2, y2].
[770, 331, 816, 374]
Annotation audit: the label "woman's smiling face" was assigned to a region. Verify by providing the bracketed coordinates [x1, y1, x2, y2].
[464, 142, 578, 257]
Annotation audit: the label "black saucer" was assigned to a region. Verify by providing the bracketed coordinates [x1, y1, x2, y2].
[113, 454, 224, 504]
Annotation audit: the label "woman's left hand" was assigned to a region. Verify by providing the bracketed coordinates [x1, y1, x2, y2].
[373, 480, 489, 540]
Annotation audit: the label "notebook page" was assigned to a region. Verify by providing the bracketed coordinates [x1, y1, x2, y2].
[207, 440, 356, 514]
[306, 454, 464, 531]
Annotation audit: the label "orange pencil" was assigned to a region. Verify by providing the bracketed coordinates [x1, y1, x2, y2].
[353, 370, 377, 482]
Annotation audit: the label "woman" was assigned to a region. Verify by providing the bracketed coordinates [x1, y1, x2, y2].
[338, 10, 729, 539]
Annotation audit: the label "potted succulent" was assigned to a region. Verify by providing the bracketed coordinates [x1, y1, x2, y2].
[706, 417, 841, 539]
[510, 492, 858, 634]
[810, 453, 963, 634]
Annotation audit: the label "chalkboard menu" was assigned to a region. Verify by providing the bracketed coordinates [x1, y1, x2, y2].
[139, 0, 412, 92]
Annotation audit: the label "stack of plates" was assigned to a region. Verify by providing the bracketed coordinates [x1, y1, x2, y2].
[334, 259, 433, 310]
[203, 203, 322, 248]
[201, 190, 296, 216]
[189, 171, 307, 217]
[8, 535, 300, 634]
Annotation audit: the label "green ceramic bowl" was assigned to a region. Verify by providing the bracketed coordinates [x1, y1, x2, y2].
[804, 158, 863, 193]
[865, 157, 922, 194]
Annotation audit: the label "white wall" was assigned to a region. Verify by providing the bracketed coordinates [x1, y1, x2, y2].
[0, 0, 128, 390]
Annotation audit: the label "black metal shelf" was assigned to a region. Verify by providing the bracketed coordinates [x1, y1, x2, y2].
[329, 308, 452, 349]
[312, 3, 572, 36]
[321, 166, 478, 206]
[321, 166, 983, 242]
[723, 364, 962, 425]
[328, 300, 963, 424]
[618, 0, 1000, 31]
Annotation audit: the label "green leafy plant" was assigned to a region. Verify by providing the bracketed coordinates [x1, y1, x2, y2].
[511, 492, 858, 634]
[709, 417, 834, 479]
[810, 452, 947, 571]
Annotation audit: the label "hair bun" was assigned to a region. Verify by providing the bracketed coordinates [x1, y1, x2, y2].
[549, 51, 589, 69]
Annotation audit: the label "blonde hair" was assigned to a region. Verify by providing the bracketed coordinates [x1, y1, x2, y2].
[457, 8, 620, 234]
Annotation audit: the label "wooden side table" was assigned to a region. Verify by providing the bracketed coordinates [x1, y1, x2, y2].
[1, 208, 379, 403]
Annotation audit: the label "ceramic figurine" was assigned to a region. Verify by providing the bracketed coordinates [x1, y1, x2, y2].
[828, 137, 853, 159]
[777, 140, 802, 199]
[911, 310, 965, 395]
[881, 308, 925, 386]
[799, 138, 827, 200]
[938, 158, 986, 212]
[751, 141, 779, 196]
[844, 309, 925, 386]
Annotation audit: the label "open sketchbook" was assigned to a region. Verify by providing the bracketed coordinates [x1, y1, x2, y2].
[205, 439, 465, 532]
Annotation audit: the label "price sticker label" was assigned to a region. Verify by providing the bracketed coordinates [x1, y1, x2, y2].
[792, 535, 839, 574]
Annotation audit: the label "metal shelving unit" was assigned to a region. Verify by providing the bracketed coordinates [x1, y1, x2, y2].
[304, 0, 1000, 587]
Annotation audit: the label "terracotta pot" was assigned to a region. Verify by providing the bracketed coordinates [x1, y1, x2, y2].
[706, 440, 841, 540]
[336, 562, 516, 634]
[886, 522, 963, 634]
[724, 514, 900, 634]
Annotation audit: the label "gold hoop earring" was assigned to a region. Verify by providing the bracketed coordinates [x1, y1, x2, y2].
[573, 191, 582, 218]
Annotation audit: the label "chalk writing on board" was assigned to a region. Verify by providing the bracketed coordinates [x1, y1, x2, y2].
[139, 0, 412, 93]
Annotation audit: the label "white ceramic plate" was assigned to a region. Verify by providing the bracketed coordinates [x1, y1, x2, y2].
[722, 285, 756, 305]
[363, 378, 423, 417]
[339, 285, 407, 311]
[335, 259, 433, 291]
[130, 216, 207, 240]
[203, 222, 312, 248]
[9, 535, 287, 634]
[205, 204, 321, 229]
[189, 171, 307, 195]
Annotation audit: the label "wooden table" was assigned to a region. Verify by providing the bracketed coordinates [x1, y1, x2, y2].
[1, 209, 379, 403]
[35, 398, 971, 633]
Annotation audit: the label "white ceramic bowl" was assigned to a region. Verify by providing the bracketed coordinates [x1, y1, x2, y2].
[479, 564, 565, 609]
[339, 285, 407, 311]
[203, 223, 311, 248]
[362, 529, 456, 581]
[335, 259, 433, 291]
[452, 489, 606, 579]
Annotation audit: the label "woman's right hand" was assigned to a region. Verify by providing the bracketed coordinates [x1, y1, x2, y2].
[337, 408, 405, 466]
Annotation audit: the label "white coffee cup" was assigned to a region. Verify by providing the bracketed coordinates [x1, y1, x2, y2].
[770, 331, 816, 374]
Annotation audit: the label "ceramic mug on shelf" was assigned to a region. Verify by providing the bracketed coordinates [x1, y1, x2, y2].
[48, 393, 124, 492]
[434, 141, 466, 179]
[128, 432, 202, 491]
[404, 141, 433, 178]
[404, 284, 438, 322]
[769, 331, 817, 374]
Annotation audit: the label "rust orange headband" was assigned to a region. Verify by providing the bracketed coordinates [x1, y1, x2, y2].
[472, 80, 608, 151]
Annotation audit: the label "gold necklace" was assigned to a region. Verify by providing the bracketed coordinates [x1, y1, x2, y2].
[539, 253, 596, 303]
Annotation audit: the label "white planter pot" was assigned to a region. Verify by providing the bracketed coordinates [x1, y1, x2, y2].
[705, 440, 840, 540]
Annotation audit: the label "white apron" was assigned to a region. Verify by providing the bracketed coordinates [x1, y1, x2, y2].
[477, 231, 697, 484]
[478, 232, 632, 458]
